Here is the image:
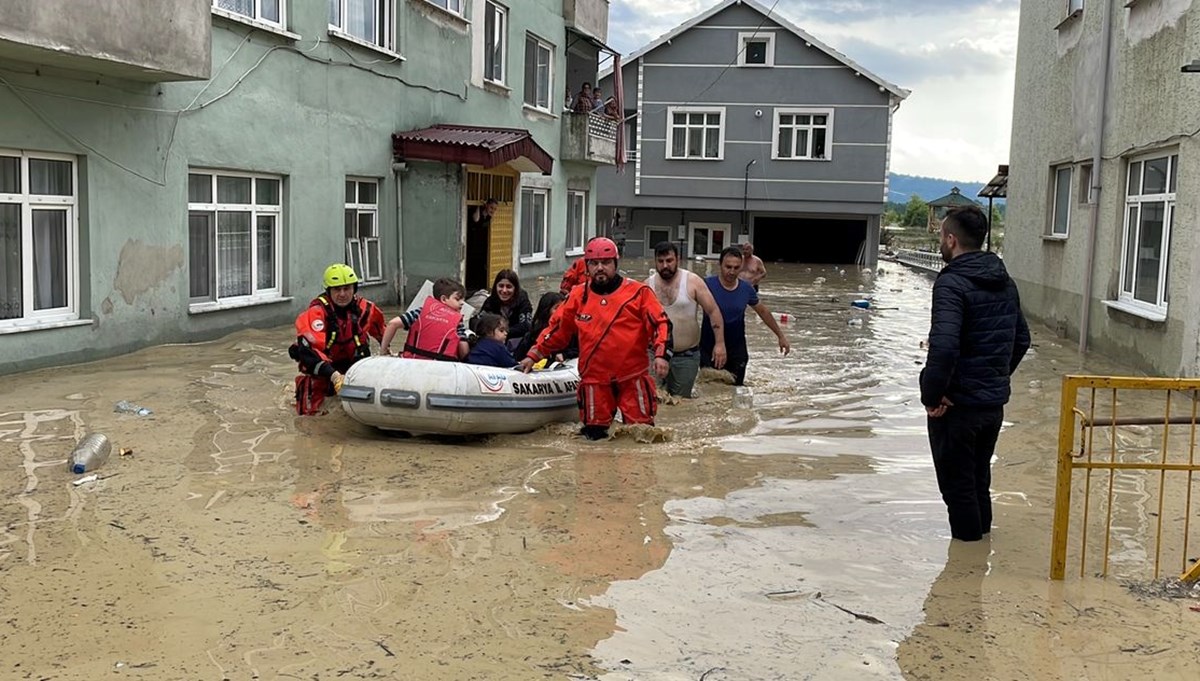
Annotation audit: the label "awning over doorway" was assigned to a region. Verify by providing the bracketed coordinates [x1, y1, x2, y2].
[391, 124, 554, 175]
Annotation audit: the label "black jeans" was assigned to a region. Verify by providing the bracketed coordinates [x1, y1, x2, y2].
[927, 405, 1004, 541]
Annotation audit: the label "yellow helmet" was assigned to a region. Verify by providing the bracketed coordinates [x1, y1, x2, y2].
[323, 263, 359, 289]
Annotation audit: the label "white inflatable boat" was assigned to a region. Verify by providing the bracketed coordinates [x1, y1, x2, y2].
[339, 356, 581, 435]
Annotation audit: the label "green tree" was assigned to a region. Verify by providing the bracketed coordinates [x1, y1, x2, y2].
[901, 194, 928, 228]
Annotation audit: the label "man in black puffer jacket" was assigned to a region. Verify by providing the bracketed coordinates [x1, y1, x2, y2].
[921, 205, 1031, 542]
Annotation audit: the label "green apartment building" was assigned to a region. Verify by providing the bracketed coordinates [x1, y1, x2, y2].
[0, 0, 615, 373]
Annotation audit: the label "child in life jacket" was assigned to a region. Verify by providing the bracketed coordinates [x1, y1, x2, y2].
[381, 278, 470, 360]
[466, 313, 518, 368]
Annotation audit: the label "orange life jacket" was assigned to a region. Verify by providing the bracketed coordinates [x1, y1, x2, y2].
[402, 297, 462, 361]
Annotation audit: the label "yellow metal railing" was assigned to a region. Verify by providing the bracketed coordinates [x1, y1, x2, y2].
[1050, 375, 1200, 581]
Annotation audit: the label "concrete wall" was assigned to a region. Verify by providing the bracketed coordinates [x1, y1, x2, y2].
[0, 0, 601, 374]
[564, 0, 609, 43]
[0, 0, 211, 81]
[1007, 0, 1200, 375]
[596, 2, 892, 217]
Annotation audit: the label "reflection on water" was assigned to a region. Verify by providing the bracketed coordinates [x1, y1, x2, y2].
[3, 259, 1194, 679]
[588, 261, 950, 679]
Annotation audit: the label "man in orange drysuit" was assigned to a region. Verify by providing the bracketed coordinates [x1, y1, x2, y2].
[289, 263, 387, 415]
[520, 237, 671, 440]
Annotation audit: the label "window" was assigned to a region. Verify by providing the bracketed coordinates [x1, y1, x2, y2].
[523, 34, 553, 110]
[737, 32, 775, 67]
[667, 107, 724, 160]
[345, 178, 381, 282]
[519, 188, 548, 259]
[427, 0, 463, 14]
[1118, 153, 1176, 312]
[1048, 165, 1072, 237]
[329, 0, 395, 51]
[484, 2, 507, 84]
[1068, 0, 1084, 14]
[566, 190, 587, 255]
[689, 223, 730, 258]
[774, 109, 832, 160]
[1078, 163, 1093, 204]
[0, 150, 78, 327]
[213, 0, 283, 27]
[188, 170, 282, 305]
[646, 227, 670, 249]
[624, 119, 638, 161]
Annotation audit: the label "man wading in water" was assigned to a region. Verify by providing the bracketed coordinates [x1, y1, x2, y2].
[519, 238, 671, 440]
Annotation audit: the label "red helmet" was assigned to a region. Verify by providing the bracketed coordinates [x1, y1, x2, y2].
[584, 237, 619, 260]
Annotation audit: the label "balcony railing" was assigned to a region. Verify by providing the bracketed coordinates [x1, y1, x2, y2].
[561, 112, 617, 165]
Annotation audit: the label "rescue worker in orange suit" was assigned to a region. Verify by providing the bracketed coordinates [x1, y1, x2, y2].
[558, 236, 602, 294]
[520, 237, 671, 440]
[289, 263, 386, 415]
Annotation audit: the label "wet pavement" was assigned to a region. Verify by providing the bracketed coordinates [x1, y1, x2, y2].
[2, 260, 1199, 680]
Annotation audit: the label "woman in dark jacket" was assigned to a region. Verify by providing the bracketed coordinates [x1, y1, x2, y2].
[480, 269, 532, 350]
[515, 291, 579, 363]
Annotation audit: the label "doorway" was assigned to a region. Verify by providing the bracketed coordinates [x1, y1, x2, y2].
[465, 168, 517, 291]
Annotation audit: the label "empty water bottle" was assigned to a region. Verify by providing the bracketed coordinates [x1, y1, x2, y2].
[733, 386, 754, 410]
[114, 400, 152, 416]
[69, 433, 112, 474]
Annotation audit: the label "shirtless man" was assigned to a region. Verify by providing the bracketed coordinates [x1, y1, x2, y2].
[646, 241, 727, 398]
[738, 241, 767, 290]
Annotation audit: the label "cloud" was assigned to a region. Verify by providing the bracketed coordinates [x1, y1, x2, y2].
[608, 0, 1021, 181]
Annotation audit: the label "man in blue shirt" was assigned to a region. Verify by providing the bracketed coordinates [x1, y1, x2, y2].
[700, 246, 790, 385]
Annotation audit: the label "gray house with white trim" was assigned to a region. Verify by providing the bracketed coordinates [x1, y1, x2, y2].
[595, 0, 908, 266]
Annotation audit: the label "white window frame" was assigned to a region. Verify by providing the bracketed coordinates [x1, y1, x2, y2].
[328, 0, 397, 53]
[772, 108, 833, 161]
[1048, 165, 1072, 238]
[345, 177, 382, 283]
[426, 0, 464, 16]
[1068, 0, 1084, 15]
[523, 33, 554, 112]
[484, 1, 507, 85]
[566, 190, 588, 256]
[519, 187, 549, 261]
[212, 0, 285, 30]
[666, 106, 726, 161]
[187, 169, 283, 309]
[737, 31, 775, 67]
[1116, 152, 1176, 316]
[688, 222, 731, 259]
[0, 150, 79, 330]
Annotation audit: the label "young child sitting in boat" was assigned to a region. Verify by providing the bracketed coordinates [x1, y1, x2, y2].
[466, 313, 519, 368]
[380, 277, 471, 360]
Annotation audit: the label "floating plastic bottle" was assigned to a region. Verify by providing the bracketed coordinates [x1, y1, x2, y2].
[733, 386, 754, 409]
[69, 433, 112, 474]
[851, 299, 871, 309]
[114, 400, 152, 416]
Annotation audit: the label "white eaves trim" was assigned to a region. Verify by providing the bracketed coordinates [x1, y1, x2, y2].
[598, 0, 909, 100]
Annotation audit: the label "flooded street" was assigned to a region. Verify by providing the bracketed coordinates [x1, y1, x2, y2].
[3, 260, 1199, 680]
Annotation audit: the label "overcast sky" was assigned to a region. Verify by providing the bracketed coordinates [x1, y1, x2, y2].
[607, 0, 1020, 183]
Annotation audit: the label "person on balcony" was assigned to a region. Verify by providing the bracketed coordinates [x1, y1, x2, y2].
[572, 82, 595, 114]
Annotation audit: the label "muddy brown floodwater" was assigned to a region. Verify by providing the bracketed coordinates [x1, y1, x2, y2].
[2, 260, 1198, 680]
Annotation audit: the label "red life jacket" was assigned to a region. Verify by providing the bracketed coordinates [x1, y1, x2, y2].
[314, 294, 373, 364]
[402, 297, 462, 361]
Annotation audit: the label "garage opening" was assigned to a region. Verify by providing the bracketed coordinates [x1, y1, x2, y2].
[753, 216, 867, 264]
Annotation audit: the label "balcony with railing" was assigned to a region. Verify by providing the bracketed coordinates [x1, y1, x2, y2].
[563, 0, 609, 43]
[0, 0, 211, 81]
[561, 112, 617, 165]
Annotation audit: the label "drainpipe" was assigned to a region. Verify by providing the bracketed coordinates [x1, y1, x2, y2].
[392, 162, 407, 305]
[742, 159, 756, 236]
[1079, 0, 1114, 354]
